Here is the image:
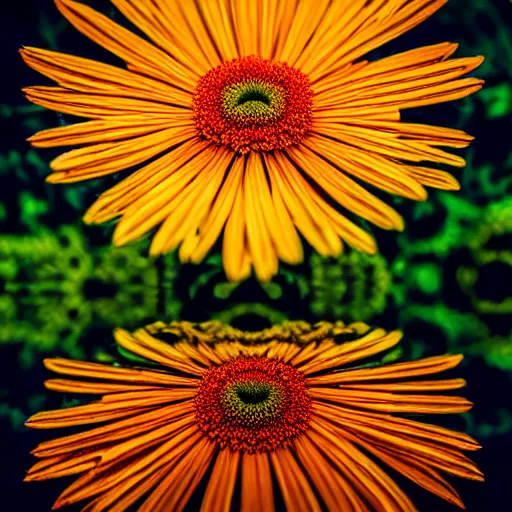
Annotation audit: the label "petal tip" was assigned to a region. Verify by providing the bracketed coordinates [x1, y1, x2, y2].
[42, 357, 60, 370]
[82, 210, 95, 224]
[23, 473, 37, 483]
[45, 173, 62, 184]
[112, 231, 128, 247]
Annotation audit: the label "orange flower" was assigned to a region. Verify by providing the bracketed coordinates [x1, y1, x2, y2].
[21, 0, 484, 281]
[21, 0, 483, 280]
[25, 321, 483, 511]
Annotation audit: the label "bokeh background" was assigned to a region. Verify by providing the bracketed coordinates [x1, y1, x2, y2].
[2, 0, 511, 510]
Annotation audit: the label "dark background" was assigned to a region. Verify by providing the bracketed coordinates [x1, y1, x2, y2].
[1, 0, 511, 510]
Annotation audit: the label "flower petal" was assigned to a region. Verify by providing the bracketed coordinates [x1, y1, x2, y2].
[48, 126, 197, 183]
[28, 112, 193, 148]
[270, 448, 322, 512]
[241, 453, 275, 512]
[287, 144, 404, 231]
[20, 47, 190, 106]
[201, 449, 239, 512]
[22, 86, 189, 119]
[112, 146, 223, 246]
[307, 0, 450, 80]
[55, 0, 194, 89]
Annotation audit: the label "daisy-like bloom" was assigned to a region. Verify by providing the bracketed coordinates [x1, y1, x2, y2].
[26, 320, 483, 511]
[21, 0, 484, 281]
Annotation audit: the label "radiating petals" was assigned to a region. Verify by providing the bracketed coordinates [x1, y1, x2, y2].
[84, 139, 206, 224]
[322, 77, 483, 111]
[345, 55, 484, 100]
[230, 0, 259, 56]
[48, 126, 196, 183]
[287, 144, 404, 231]
[275, 0, 331, 66]
[223, 167, 253, 282]
[241, 453, 275, 512]
[81, 465, 171, 512]
[20, 47, 190, 107]
[250, 154, 303, 264]
[314, 404, 481, 479]
[313, 402, 480, 452]
[310, 419, 416, 512]
[309, 387, 472, 414]
[294, 0, 368, 73]
[244, 153, 279, 281]
[28, 112, 193, 148]
[314, 46, 478, 98]
[30, 404, 194, 458]
[44, 380, 164, 395]
[270, 449, 322, 512]
[340, 421, 483, 481]
[309, 40, 458, 90]
[110, 0, 206, 77]
[298, 329, 403, 374]
[307, 0, 451, 80]
[25, 322, 482, 510]
[257, 0, 278, 59]
[404, 166, 461, 190]
[331, 354, 465, 383]
[54, 426, 200, 509]
[312, 123, 467, 167]
[359, 440, 467, 508]
[138, 437, 215, 512]
[305, 134, 429, 200]
[331, 119, 473, 147]
[196, 0, 239, 61]
[21, 0, 483, 280]
[41, 357, 195, 386]
[148, 0, 221, 72]
[271, 152, 344, 256]
[22, 86, 188, 119]
[175, 0, 222, 69]
[188, 157, 245, 264]
[295, 435, 366, 511]
[25, 452, 100, 482]
[149, 148, 233, 256]
[112, 147, 222, 246]
[28, 390, 195, 430]
[55, 0, 194, 89]
[201, 449, 239, 512]
[113, 329, 205, 375]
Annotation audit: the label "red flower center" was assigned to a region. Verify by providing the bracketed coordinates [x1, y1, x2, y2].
[194, 356, 312, 453]
[193, 56, 313, 154]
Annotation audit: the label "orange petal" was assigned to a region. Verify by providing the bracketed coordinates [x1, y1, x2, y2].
[270, 448, 322, 512]
[55, 0, 194, 89]
[201, 449, 239, 512]
[241, 452, 275, 512]
[20, 47, 190, 107]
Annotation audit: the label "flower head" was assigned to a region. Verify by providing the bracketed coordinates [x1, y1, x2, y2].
[21, 0, 484, 281]
[26, 320, 483, 511]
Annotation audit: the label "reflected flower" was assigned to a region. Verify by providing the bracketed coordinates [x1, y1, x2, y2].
[21, 0, 483, 281]
[26, 321, 483, 511]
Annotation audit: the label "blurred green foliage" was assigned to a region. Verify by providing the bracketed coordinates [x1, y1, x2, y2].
[0, 224, 179, 366]
[309, 251, 391, 322]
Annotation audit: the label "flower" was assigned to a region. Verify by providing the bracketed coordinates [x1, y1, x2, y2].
[20, 0, 484, 282]
[25, 320, 483, 511]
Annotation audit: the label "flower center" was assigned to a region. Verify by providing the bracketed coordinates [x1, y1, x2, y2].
[222, 80, 285, 122]
[237, 90, 270, 106]
[234, 381, 271, 404]
[194, 357, 311, 453]
[193, 56, 313, 154]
